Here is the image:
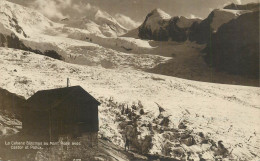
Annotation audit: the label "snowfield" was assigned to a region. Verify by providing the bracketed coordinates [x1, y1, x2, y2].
[0, 0, 169, 71]
[0, 47, 259, 160]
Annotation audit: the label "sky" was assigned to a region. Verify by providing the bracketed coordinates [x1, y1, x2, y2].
[8, 0, 259, 22]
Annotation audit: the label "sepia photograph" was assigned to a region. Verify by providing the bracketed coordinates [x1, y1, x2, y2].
[0, 0, 259, 160]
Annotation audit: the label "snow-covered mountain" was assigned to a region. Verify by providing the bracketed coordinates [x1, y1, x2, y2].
[0, 0, 127, 39]
[115, 13, 141, 30]
[0, 0, 57, 37]
[61, 9, 127, 37]
[224, 2, 260, 11]
[136, 8, 201, 41]
[129, 7, 251, 43]
[189, 8, 249, 43]
[0, 0, 258, 86]
[124, 6, 259, 80]
[0, 0, 166, 69]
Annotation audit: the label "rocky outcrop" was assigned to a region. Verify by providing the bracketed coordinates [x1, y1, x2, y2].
[0, 33, 63, 60]
[224, 3, 259, 11]
[168, 16, 201, 42]
[135, 6, 254, 44]
[138, 9, 171, 41]
[189, 9, 244, 44]
[137, 8, 243, 43]
[0, 88, 26, 119]
[204, 11, 259, 78]
[0, 12, 27, 38]
[138, 9, 201, 42]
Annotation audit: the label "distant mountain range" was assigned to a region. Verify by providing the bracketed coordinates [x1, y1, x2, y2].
[61, 9, 128, 37]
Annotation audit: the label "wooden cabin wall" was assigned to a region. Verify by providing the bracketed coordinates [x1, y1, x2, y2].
[22, 109, 49, 136]
[76, 103, 99, 133]
[22, 101, 99, 139]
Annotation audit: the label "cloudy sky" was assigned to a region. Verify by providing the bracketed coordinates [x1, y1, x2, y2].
[8, 0, 258, 22]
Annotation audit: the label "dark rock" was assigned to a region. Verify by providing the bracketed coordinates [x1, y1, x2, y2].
[201, 139, 209, 144]
[43, 50, 62, 60]
[224, 3, 259, 11]
[0, 33, 63, 60]
[160, 117, 170, 127]
[178, 122, 187, 129]
[180, 135, 196, 146]
[198, 132, 205, 138]
[0, 87, 26, 119]
[139, 109, 144, 115]
[169, 16, 200, 42]
[1, 12, 27, 38]
[138, 9, 201, 42]
[204, 11, 259, 78]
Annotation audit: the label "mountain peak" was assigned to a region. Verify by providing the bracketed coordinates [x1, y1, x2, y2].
[149, 8, 171, 20]
[94, 9, 113, 21]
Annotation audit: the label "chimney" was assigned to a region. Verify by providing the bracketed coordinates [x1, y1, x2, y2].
[67, 78, 70, 87]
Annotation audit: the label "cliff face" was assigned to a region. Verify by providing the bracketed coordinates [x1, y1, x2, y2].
[137, 8, 246, 43]
[138, 9, 201, 42]
[168, 16, 200, 42]
[204, 11, 259, 78]
[224, 3, 260, 11]
[0, 33, 62, 60]
[189, 9, 244, 44]
[138, 9, 171, 41]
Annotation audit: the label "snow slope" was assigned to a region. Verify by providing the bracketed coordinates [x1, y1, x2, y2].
[0, 0, 60, 37]
[62, 9, 127, 37]
[0, 0, 168, 71]
[0, 47, 259, 160]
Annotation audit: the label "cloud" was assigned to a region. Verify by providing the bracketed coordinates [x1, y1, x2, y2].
[189, 14, 202, 19]
[29, 0, 140, 26]
[72, 3, 99, 15]
[235, 0, 242, 4]
[32, 0, 71, 19]
[31, 0, 98, 20]
[115, 13, 141, 29]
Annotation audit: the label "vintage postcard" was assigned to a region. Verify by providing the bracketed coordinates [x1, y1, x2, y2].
[0, 0, 259, 160]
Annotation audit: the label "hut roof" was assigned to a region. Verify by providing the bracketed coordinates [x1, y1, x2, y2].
[27, 86, 100, 110]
